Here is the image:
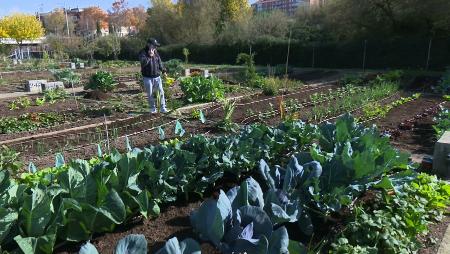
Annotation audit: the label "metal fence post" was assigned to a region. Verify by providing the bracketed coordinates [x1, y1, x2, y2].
[362, 40, 368, 72]
[312, 46, 315, 68]
[426, 37, 433, 70]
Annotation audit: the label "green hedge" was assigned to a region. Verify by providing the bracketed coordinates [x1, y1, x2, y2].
[156, 37, 450, 70]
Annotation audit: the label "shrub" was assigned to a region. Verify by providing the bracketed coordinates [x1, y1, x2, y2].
[339, 74, 364, 86]
[261, 77, 280, 96]
[236, 53, 258, 82]
[85, 71, 117, 92]
[164, 59, 184, 77]
[180, 76, 225, 103]
[382, 70, 404, 82]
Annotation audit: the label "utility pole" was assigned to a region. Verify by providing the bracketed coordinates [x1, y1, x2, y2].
[38, 3, 43, 21]
[64, 7, 70, 37]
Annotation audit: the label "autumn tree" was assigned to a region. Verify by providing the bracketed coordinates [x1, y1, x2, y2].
[109, 0, 129, 33]
[128, 7, 147, 30]
[180, 0, 221, 44]
[1, 14, 44, 46]
[78, 7, 108, 36]
[220, 0, 250, 22]
[43, 9, 65, 35]
[144, 0, 183, 43]
[144, 0, 221, 44]
[0, 19, 8, 38]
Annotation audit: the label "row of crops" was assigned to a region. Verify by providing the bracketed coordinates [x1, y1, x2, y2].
[1, 114, 449, 253]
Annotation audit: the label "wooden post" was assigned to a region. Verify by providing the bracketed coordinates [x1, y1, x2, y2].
[426, 37, 433, 70]
[104, 114, 110, 153]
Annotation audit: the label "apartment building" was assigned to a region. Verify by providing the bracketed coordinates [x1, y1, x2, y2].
[251, 0, 310, 15]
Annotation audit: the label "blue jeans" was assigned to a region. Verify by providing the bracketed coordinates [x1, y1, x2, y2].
[143, 76, 166, 112]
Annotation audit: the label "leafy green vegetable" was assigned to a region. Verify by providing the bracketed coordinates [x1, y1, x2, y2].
[115, 234, 148, 254]
[85, 71, 117, 92]
[180, 76, 225, 103]
[0, 146, 22, 174]
[433, 106, 450, 138]
[190, 188, 290, 254]
[0, 115, 416, 253]
[331, 173, 450, 253]
[155, 237, 201, 254]
[79, 241, 99, 254]
[164, 59, 184, 78]
[0, 113, 69, 134]
[79, 234, 147, 254]
[43, 88, 68, 104]
[175, 120, 185, 137]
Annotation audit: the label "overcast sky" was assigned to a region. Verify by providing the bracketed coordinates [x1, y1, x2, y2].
[0, 0, 260, 17]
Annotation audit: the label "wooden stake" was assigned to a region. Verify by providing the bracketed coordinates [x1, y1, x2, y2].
[104, 114, 110, 153]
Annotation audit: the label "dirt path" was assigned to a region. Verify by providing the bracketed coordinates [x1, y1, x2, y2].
[0, 86, 84, 100]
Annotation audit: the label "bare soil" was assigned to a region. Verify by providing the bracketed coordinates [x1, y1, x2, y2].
[54, 201, 221, 254]
[371, 95, 446, 155]
[419, 214, 450, 254]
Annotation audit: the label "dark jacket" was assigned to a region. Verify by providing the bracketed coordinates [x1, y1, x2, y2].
[139, 48, 165, 78]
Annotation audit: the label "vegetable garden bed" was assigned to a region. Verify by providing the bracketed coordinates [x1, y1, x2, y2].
[2, 115, 448, 254]
[1, 68, 449, 254]
[8, 83, 336, 168]
[371, 95, 447, 155]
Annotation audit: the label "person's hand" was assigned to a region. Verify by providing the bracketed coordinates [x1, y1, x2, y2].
[149, 48, 155, 57]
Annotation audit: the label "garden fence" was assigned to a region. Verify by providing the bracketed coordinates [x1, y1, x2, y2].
[157, 37, 450, 70]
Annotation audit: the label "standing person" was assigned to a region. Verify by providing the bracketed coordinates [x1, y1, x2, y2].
[139, 38, 168, 114]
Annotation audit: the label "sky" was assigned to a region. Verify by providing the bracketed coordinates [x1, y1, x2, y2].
[0, 0, 259, 17]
